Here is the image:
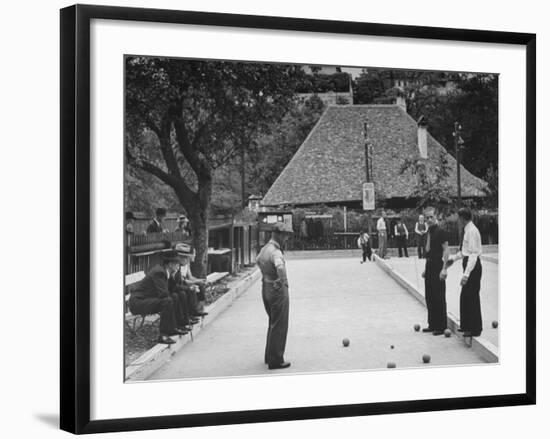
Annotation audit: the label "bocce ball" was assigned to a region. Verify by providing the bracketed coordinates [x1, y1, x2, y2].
[422, 354, 431, 364]
[387, 362, 396, 368]
[492, 321, 499, 329]
[390, 345, 394, 349]
[414, 324, 421, 332]
[444, 329, 451, 338]
[342, 338, 350, 347]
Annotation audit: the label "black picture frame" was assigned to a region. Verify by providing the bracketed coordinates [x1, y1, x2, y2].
[60, 4, 536, 434]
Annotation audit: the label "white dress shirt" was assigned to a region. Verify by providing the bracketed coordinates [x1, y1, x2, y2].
[377, 217, 386, 231]
[452, 221, 482, 277]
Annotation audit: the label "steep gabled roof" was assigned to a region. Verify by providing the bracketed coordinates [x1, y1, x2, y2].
[262, 105, 487, 206]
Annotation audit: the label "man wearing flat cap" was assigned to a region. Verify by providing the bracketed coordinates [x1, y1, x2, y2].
[128, 250, 190, 344]
[256, 221, 293, 370]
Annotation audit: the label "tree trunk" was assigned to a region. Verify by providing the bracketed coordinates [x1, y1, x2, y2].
[188, 206, 209, 278]
[174, 177, 212, 279]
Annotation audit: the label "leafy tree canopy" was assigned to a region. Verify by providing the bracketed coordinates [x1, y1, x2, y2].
[125, 57, 305, 275]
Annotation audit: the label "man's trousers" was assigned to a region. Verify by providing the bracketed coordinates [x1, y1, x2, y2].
[424, 258, 447, 331]
[261, 280, 289, 366]
[460, 257, 483, 335]
[397, 236, 409, 257]
[378, 231, 387, 258]
[361, 243, 372, 262]
[128, 295, 178, 335]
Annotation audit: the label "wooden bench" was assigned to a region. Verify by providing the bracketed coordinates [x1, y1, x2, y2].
[206, 271, 230, 284]
[124, 271, 160, 331]
[125, 270, 230, 331]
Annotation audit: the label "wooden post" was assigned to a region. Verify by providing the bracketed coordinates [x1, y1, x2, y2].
[343, 206, 348, 249]
[229, 215, 235, 274]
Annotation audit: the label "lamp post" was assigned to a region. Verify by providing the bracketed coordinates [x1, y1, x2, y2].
[453, 122, 464, 208]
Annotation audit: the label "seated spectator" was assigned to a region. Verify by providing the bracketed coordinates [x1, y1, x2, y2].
[128, 250, 190, 344]
[147, 207, 168, 234]
[174, 243, 208, 317]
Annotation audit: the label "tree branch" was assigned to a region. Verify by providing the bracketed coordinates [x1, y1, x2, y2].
[172, 114, 212, 180]
[158, 115, 182, 179]
[135, 159, 177, 188]
[145, 116, 161, 139]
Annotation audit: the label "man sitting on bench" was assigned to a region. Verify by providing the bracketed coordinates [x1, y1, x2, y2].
[128, 250, 191, 344]
[173, 243, 208, 318]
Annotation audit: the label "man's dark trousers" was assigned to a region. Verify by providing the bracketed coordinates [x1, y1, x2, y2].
[397, 236, 408, 257]
[424, 258, 447, 330]
[361, 243, 372, 262]
[460, 257, 483, 334]
[262, 281, 289, 365]
[128, 296, 178, 335]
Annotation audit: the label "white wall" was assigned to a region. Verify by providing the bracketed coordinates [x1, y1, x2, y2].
[0, 0, 546, 438]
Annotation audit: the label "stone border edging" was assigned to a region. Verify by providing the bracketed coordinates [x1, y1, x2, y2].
[481, 254, 498, 264]
[373, 254, 498, 363]
[125, 268, 262, 382]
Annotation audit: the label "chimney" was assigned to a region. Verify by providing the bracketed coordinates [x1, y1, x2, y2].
[395, 95, 406, 112]
[417, 115, 428, 159]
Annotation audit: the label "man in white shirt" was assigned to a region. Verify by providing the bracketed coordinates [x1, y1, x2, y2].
[447, 208, 483, 337]
[377, 211, 388, 259]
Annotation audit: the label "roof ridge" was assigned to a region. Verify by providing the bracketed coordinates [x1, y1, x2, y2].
[326, 104, 401, 108]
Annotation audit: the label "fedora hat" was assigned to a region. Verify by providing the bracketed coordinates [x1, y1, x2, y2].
[174, 242, 193, 258]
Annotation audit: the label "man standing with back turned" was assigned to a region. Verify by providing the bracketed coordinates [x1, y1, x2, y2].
[256, 222, 293, 370]
[421, 207, 450, 336]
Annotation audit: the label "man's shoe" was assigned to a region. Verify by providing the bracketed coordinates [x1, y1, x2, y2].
[157, 335, 176, 344]
[432, 330, 444, 336]
[193, 311, 209, 317]
[422, 327, 434, 333]
[268, 361, 291, 370]
[457, 327, 465, 332]
[189, 318, 200, 324]
[178, 325, 193, 331]
[168, 328, 188, 336]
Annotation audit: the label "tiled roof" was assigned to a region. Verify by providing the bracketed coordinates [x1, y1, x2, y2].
[262, 105, 487, 206]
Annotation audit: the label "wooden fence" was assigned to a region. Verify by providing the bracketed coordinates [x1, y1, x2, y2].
[125, 223, 259, 275]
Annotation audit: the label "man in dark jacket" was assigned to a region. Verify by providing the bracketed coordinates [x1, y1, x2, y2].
[128, 250, 190, 344]
[146, 207, 167, 234]
[421, 207, 450, 336]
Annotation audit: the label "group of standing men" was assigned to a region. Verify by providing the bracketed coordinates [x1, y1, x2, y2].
[421, 206, 484, 338]
[372, 211, 428, 259]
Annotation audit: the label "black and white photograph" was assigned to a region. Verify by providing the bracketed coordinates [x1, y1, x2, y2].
[124, 57, 500, 381]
